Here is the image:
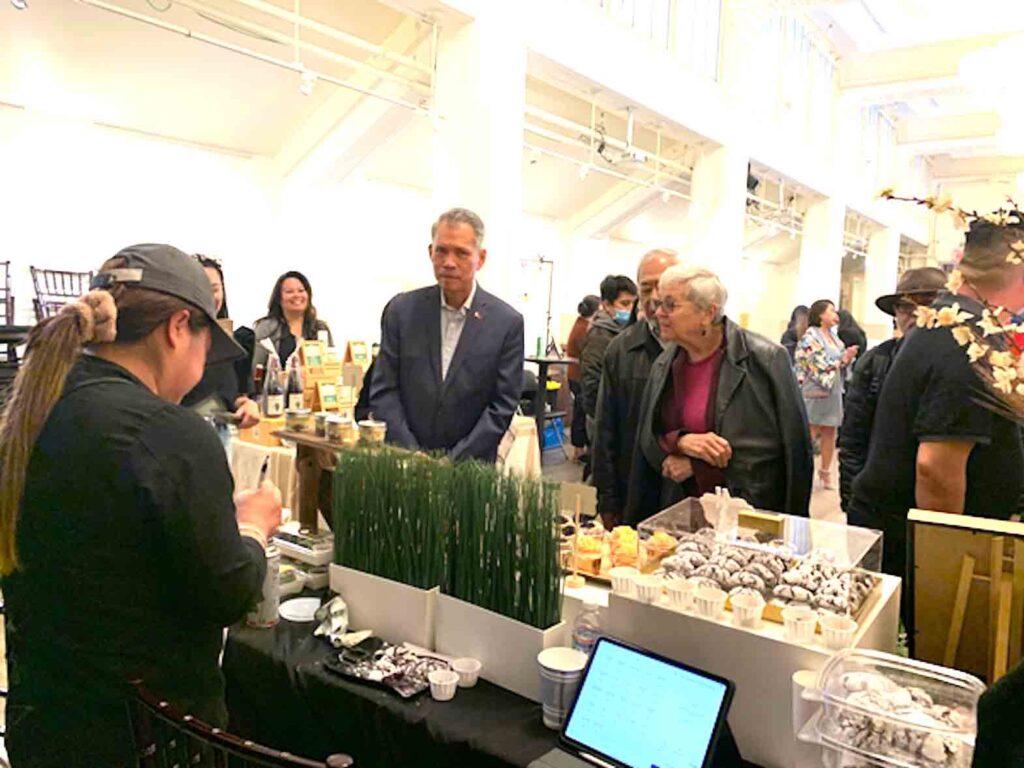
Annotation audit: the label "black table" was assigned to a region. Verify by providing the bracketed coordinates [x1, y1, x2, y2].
[223, 614, 558, 768]
[223, 599, 751, 768]
[524, 356, 574, 463]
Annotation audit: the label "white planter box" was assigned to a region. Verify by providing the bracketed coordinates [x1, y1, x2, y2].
[328, 564, 438, 650]
[434, 593, 567, 702]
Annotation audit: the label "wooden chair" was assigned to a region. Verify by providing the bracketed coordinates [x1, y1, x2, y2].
[129, 682, 354, 768]
[30, 266, 93, 321]
[0, 261, 13, 326]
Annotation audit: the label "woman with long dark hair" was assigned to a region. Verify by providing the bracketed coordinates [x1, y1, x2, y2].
[252, 270, 333, 372]
[0, 244, 281, 767]
[795, 299, 858, 489]
[181, 255, 260, 427]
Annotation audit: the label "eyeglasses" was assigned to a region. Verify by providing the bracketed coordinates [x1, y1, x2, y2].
[650, 297, 683, 313]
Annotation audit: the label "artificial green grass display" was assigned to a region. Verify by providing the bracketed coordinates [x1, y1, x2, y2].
[333, 447, 562, 629]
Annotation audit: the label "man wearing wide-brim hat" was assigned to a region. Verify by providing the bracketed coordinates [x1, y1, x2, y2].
[838, 267, 947, 512]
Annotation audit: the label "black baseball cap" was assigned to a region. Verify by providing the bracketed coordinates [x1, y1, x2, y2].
[91, 243, 245, 365]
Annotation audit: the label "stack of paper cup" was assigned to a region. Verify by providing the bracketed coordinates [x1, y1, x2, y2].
[537, 647, 588, 730]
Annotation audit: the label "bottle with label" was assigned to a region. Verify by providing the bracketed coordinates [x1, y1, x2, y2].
[286, 353, 305, 411]
[252, 363, 265, 403]
[263, 353, 285, 418]
[571, 601, 603, 657]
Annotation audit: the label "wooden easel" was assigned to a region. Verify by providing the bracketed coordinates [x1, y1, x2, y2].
[910, 510, 1024, 682]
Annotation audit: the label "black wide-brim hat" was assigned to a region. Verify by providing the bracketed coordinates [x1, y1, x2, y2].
[874, 266, 948, 316]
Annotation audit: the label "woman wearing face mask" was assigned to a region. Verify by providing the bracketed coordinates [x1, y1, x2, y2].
[181, 255, 260, 428]
[580, 275, 638, 446]
[252, 271, 333, 373]
[0, 244, 281, 768]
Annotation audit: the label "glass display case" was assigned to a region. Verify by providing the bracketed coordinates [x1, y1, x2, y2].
[638, 497, 884, 618]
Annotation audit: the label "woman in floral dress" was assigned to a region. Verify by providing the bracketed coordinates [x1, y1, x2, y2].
[795, 300, 858, 489]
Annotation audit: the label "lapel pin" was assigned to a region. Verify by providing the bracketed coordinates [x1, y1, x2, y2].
[473, 310, 482, 320]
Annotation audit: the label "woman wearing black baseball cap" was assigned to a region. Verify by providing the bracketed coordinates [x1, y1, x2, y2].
[0, 244, 282, 767]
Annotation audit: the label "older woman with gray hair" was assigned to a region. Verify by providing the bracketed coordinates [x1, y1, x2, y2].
[625, 265, 813, 521]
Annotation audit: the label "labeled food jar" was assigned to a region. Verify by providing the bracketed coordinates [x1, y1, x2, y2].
[358, 419, 387, 445]
[325, 414, 346, 442]
[285, 407, 312, 433]
[313, 411, 330, 437]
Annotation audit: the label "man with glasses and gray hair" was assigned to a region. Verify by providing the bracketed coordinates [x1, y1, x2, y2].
[369, 208, 525, 462]
[591, 249, 678, 528]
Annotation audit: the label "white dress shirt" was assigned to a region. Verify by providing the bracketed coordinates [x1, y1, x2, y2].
[440, 282, 477, 380]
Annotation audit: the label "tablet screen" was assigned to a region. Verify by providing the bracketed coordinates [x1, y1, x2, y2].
[562, 639, 731, 768]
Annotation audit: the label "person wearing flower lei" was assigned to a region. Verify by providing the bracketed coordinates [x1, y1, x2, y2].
[874, 196, 1024, 768]
[850, 194, 1024, 641]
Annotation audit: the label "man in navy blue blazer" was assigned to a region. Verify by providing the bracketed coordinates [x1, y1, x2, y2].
[369, 208, 525, 462]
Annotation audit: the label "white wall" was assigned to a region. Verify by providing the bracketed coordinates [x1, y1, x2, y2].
[0, 108, 277, 327]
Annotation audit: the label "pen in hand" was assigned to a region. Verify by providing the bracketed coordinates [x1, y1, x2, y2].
[258, 455, 270, 487]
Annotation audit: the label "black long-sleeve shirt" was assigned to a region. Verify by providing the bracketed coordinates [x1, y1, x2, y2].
[4, 355, 265, 768]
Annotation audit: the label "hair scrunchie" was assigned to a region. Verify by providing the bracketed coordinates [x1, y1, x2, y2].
[60, 290, 118, 344]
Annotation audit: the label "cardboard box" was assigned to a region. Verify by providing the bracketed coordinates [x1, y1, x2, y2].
[239, 416, 286, 447]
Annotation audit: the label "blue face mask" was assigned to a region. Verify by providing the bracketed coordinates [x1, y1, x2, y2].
[613, 309, 631, 325]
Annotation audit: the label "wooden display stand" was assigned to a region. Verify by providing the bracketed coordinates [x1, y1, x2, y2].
[909, 509, 1024, 683]
[299, 341, 357, 414]
[343, 340, 371, 371]
[238, 416, 286, 447]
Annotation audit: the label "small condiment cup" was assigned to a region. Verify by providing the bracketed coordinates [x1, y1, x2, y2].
[665, 579, 696, 610]
[782, 606, 818, 644]
[820, 615, 858, 650]
[609, 566, 639, 596]
[451, 658, 482, 688]
[428, 669, 459, 701]
[695, 586, 727, 620]
[730, 593, 766, 629]
[633, 575, 664, 605]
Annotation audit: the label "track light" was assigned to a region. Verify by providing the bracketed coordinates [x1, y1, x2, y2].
[11, 0, 28, 9]
[578, 164, 590, 180]
[299, 69, 316, 96]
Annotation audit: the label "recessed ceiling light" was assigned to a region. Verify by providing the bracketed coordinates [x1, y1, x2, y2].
[11, 0, 28, 9]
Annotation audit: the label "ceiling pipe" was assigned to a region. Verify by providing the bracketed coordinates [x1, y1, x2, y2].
[524, 104, 693, 177]
[524, 141, 691, 203]
[170, 0, 431, 92]
[76, 0, 431, 114]
[227, 0, 430, 76]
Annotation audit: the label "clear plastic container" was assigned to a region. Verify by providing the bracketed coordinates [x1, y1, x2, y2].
[644, 497, 882, 618]
[812, 649, 984, 768]
[571, 601, 603, 657]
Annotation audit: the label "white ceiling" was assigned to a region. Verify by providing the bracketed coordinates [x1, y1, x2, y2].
[0, 0, 410, 156]
[810, 0, 1024, 52]
[807, 0, 1024, 175]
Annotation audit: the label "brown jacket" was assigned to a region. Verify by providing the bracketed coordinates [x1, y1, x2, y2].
[565, 316, 589, 382]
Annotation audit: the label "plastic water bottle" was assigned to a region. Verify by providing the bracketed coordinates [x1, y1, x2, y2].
[571, 601, 603, 657]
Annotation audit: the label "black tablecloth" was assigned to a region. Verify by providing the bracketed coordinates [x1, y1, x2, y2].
[223, 597, 750, 768]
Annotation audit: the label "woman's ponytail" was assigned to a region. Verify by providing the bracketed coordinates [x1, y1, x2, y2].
[0, 290, 117, 575]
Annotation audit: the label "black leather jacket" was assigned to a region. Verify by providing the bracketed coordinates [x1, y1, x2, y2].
[592, 321, 663, 522]
[838, 339, 899, 511]
[626, 318, 813, 521]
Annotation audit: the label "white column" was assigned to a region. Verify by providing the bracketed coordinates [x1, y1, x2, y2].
[862, 227, 900, 338]
[685, 145, 749, 314]
[796, 199, 845, 305]
[431, 7, 526, 299]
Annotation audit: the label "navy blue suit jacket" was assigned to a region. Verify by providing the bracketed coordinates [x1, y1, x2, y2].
[369, 284, 525, 463]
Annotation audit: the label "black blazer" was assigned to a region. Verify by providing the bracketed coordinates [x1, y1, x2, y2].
[626, 318, 813, 521]
[369, 284, 525, 462]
